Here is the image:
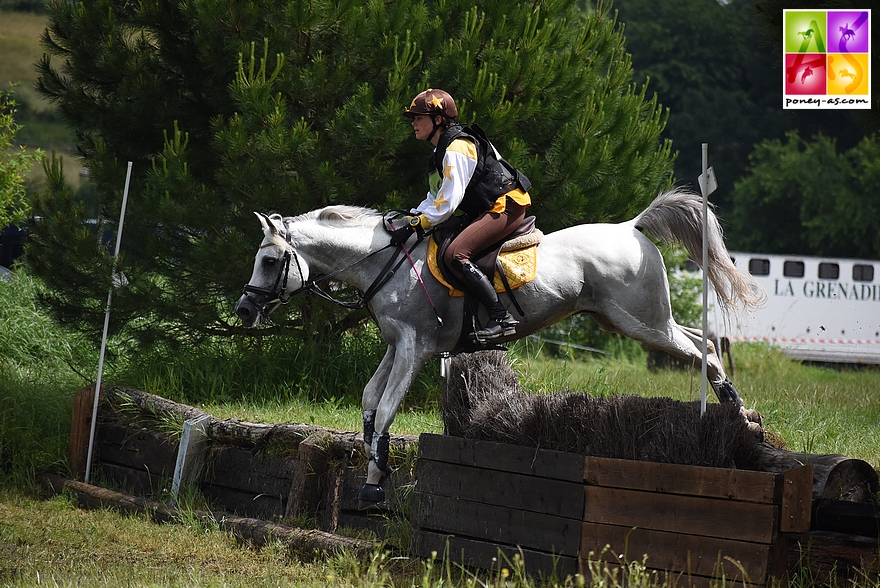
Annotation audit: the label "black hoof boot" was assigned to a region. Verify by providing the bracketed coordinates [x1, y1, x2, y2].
[714, 377, 743, 406]
[358, 483, 385, 506]
[362, 409, 376, 453]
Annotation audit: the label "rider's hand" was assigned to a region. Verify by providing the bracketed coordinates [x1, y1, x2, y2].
[390, 224, 415, 246]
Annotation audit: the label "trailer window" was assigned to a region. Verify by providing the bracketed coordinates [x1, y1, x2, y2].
[818, 263, 839, 280]
[748, 258, 770, 276]
[853, 264, 874, 282]
[783, 261, 805, 278]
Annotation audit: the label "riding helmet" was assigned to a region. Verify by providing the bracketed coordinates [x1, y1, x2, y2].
[403, 89, 458, 119]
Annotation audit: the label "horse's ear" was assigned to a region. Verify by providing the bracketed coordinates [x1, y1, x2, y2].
[254, 211, 277, 236]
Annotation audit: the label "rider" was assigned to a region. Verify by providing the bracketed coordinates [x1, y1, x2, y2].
[391, 88, 532, 340]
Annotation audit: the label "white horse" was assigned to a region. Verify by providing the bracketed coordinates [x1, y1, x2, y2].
[235, 188, 762, 503]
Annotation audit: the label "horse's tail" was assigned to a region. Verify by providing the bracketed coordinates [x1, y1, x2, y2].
[632, 187, 765, 312]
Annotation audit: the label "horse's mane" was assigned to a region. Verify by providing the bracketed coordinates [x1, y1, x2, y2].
[287, 205, 383, 226]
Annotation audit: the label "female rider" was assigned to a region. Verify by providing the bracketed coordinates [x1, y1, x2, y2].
[391, 88, 532, 341]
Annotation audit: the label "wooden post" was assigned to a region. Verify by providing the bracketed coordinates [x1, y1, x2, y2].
[69, 384, 98, 480]
[780, 464, 813, 533]
[285, 432, 331, 519]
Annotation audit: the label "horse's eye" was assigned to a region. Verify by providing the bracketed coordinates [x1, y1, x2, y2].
[263, 257, 278, 267]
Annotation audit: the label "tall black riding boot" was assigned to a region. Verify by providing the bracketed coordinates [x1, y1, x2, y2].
[460, 261, 517, 340]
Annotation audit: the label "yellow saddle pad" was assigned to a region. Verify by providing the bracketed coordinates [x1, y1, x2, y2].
[427, 237, 538, 297]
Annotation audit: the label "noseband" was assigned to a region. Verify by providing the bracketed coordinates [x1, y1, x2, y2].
[240, 242, 306, 320]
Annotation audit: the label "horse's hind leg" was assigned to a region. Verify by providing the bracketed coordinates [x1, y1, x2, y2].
[600, 307, 737, 403]
[675, 326, 741, 405]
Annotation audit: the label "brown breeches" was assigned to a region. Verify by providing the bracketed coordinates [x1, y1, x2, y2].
[443, 199, 528, 279]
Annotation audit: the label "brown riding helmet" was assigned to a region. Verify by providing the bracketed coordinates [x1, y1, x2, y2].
[403, 89, 458, 119]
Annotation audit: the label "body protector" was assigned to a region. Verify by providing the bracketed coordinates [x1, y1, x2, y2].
[432, 124, 532, 219]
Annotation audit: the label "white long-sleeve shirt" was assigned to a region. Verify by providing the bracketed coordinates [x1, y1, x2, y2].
[411, 137, 479, 226]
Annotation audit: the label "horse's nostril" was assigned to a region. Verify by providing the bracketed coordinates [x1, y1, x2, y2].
[235, 305, 250, 319]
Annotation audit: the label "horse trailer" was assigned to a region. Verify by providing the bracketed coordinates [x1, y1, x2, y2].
[701, 252, 880, 365]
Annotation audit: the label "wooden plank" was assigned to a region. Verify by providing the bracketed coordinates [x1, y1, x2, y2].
[584, 456, 779, 504]
[200, 483, 285, 520]
[811, 499, 880, 538]
[780, 465, 813, 533]
[583, 560, 762, 588]
[417, 433, 583, 482]
[69, 384, 97, 480]
[97, 424, 178, 475]
[580, 522, 771, 582]
[584, 486, 778, 544]
[417, 459, 584, 519]
[415, 492, 581, 556]
[784, 531, 880, 584]
[203, 446, 299, 496]
[95, 462, 163, 498]
[415, 529, 579, 578]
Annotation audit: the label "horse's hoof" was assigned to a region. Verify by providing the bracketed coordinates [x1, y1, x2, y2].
[358, 483, 385, 505]
[742, 407, 763, 426]
[747, 421, 765, 442]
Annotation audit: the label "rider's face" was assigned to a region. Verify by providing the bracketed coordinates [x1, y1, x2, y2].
[411, 114, 440, 144]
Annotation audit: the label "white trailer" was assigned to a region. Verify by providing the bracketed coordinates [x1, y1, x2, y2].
[705, 252, 880, 364]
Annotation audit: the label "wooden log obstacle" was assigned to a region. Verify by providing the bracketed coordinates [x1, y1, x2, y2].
[414, 433, 814, 586]
[414, 350, 880, 585]
[68, 384, 417, 539]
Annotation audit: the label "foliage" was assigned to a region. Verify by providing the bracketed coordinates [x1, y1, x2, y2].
[28, 0, 674, 347]
[0, 271, 92, 484]
[0, 87, 43, 229]
[753, 0, 880, 131]
[614, 0, 780, 207]
[0, 0, 46, 13]
[615, 0, 873, 214]
[728, 131, 880, 258]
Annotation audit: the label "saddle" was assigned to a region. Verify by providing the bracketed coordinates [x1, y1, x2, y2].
[428, 215, 542, 296]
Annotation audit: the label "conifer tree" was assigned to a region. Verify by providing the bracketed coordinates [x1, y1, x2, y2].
[30, 0, 674, 345]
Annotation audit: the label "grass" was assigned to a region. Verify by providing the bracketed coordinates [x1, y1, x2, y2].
[1, 8, 86, 189]
[2, 269, 880, 587]
[0, 10, 46, 110]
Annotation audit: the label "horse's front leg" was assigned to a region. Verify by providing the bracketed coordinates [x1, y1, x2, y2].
[359, 339, 432, 505]
[361, 346, 396, 455]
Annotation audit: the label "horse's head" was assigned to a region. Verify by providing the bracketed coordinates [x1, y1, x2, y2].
[235, 212, 309, 327]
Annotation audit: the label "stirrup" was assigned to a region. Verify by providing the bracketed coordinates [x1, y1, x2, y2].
[471, 314, 518, 341]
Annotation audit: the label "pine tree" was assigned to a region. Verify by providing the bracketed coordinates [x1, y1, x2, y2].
[30, 0, 674, 346]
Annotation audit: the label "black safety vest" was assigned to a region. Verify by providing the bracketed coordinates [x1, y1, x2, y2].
[432, 124, 531, 218]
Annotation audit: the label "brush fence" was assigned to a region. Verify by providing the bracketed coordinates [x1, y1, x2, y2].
[414, 433, 815, 586]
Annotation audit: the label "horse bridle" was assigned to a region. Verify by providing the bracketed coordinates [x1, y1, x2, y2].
[240, 226, 409, 322]
[240, 241, 306, 320]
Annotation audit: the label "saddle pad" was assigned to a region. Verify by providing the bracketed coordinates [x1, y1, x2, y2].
[427, 237, 538, 297]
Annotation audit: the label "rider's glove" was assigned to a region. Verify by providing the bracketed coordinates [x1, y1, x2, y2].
[390, 215, 425, 246]
[390, 224, 415, 246]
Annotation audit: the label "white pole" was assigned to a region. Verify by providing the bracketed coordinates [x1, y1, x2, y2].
[84, 161, 133, 483]
[700, 145, 709, 418]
